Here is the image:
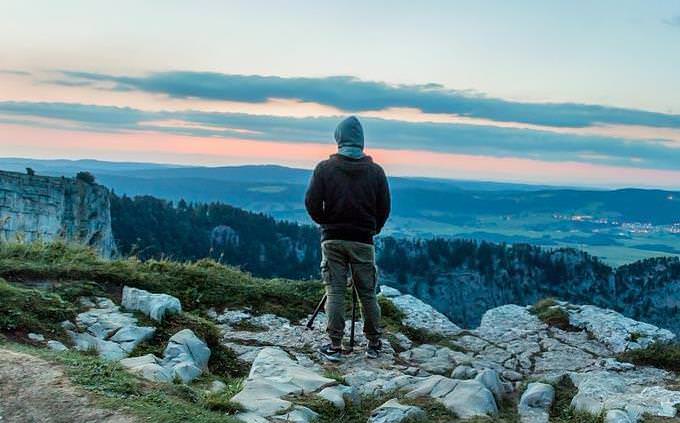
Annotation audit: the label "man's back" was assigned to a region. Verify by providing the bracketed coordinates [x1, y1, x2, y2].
[305, 154, 390, 245]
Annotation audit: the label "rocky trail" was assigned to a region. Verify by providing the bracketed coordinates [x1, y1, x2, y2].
[5, 284, 680, 423]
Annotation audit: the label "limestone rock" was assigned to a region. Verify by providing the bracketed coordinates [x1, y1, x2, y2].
[519, 383, 555, 423]
[27, 333, 44, 342]
[119, 354, 173, 383]
[271, 406, 318, 423]
[121, 286, 181, 322]
[565, 304, 675, 353]
[209, 380, 227, 394]
[379, 285, 462, 337]
[0, 170, 117, 257]
[440, 379, 498, 419]
[475, 369, 508, 401]
[605, 409, 634, 423]
[68, 331, 128, 361]
[162, 329, 211, 383]
[452, 365, 478, 380]
[231, 347, 335, 418]
[399, 344, 470, 375]
[369, 399, 426, 423]
[109, 325, 156, 353]
[46, 340, 68, 352]
[316, 385, 359, 410]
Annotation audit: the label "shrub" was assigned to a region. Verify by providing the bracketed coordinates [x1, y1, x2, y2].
[76, 171, 95, 184]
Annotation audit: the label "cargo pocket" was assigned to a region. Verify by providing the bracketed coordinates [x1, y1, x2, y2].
[320, 260, 331, 286]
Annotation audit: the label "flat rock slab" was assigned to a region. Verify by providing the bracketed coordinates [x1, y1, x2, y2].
[440, 379, 498, 419]
[565, 304, 676, 353]
[380, 285, 462, 337]
[232, 347, 335, 418]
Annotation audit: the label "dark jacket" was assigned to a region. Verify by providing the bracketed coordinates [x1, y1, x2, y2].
[305, 154, 391, 244]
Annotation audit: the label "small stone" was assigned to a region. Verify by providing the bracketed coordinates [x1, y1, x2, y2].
[27, 333, 45, 342]
[210, 380, 227, 394]
[502, 370, 523, 382]
[46, 340, 68, 352]
[271, 406, 318, 423]
[60, 320, 76, 331]
[475, 369, 506, 401]
[317, 385, 358, 410]
[369, 399, 426, 423]
[452, 365, 477, 379]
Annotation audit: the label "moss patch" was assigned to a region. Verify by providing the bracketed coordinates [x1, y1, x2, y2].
[0, 278, 75, 341]
[550, 375, 604, 423]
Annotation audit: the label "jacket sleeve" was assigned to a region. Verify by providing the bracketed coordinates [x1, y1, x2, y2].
[375, 167, 391, 233]
[305, 163, 326, 224]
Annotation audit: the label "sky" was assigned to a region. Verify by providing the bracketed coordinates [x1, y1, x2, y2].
[1, 0, 680, 189]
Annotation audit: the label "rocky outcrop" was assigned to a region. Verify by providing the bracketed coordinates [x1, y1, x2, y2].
[67, 297, 155, 361]
[0, 170, 116, 257]
[207, 285, 679, 422]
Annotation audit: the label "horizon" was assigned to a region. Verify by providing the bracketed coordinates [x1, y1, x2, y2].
[2, 1, 680, 189]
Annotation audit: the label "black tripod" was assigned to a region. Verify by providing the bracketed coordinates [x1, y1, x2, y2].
[306, 278, 359, 353]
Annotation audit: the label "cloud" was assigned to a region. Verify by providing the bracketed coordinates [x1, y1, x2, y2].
[1, 101, 679, 171]
[0, 69, 31, 76]
[663, 15, 680, 27]
[52, 71, 680, 130]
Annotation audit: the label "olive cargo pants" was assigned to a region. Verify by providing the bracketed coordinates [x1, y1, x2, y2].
[321, 240, 382, 346]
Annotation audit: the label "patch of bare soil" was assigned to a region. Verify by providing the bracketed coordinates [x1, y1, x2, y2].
[0, 348, 135, 423]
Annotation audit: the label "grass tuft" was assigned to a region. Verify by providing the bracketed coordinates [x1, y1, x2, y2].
[617, 342, 680, 373]
[530, 298, 578, 332]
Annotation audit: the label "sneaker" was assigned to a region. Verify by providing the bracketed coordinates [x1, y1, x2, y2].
[366, 340, 382, 359]
[319, 343, 343, 362]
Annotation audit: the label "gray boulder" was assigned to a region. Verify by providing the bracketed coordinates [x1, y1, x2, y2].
[119, 354, 173, 383]
[605, 409, 634, 423]
[369, 399, 426, 423]
[441, 379, 498, 419]
[162, 329, 211, 383]
[27, 333, 45, 342]
[519, 383, 555, 423]
[316, 385, 359, 410]
[475, 369, 507, 401]
[452, 365, 478, 380]
[121, 286, 181, 322]
[109, 325, 156, 353]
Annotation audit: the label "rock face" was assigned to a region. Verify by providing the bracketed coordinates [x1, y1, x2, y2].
[0, 170, 116, 257]
[380, 286, 462, 337]
[121, 286, 182, 322]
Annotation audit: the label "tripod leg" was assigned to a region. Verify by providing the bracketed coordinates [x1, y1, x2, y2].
[349, 285, 358, 350]
[306, 294, 327, 330]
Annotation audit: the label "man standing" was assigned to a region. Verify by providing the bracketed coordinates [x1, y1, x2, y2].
[305, 116, 391, 361]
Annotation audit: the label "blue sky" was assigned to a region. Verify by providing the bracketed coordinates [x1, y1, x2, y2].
[1, 1, 680, 188]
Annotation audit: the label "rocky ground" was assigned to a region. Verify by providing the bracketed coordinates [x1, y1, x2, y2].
[9, 284, 680, 423]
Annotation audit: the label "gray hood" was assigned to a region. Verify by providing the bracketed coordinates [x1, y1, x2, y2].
[334, 116, 364, 159]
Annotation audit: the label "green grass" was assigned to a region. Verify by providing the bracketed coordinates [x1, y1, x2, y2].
[3, 341, 241, 422]
[0, 277, 75, 341]
[617, 342, 680, 373]
[0, 241, 323, 321]
[550, 375, 604, 423]
[530, 298, 578, 332]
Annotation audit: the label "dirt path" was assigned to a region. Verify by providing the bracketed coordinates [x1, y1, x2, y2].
[0, 348, 135, 423]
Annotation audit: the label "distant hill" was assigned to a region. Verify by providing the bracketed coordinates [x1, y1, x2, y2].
[3, 157, 679, 264]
